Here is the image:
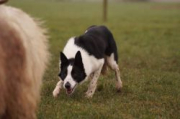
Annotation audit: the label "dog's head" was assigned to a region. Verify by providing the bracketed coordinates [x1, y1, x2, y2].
[58, 51, 86, 95]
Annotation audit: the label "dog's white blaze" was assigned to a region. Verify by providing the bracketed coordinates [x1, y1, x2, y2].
[63, 37, 104, 76]
[63, 65, 77, 89]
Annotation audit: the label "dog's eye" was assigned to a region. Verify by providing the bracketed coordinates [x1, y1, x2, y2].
[73, 73, 78, 78]
[71, 69, 82, 79]
[59, 70, 67, 80]
[71, 70, 78, 78]
[60, 73, 65, 80]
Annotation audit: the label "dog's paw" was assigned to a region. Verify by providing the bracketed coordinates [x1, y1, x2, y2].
[116, 82, 122, 91]
[52, 88, 60, 98]
[116, 84, 122, 93]
[85, 94, 93, 98]
[85, 91, 93, 98]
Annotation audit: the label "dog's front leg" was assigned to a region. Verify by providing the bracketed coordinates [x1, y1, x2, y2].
[85, 69, 102, 98]
[53, 80, 63, 97]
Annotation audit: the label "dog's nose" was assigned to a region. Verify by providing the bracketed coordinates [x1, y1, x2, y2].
[65, 82, 71, 89]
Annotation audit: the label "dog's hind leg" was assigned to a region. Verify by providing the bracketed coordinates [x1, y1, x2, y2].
[53, 80, 63, 97]
[106, 53, 122, 92]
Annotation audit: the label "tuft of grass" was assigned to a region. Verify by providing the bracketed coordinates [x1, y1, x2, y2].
[8, 0, 180, 118]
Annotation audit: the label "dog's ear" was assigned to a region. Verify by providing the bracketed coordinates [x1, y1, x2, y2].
[74, 51, 84, 70]
[60, 52, 69, 65]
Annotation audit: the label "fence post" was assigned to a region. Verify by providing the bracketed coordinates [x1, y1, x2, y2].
[103, 0, 108, 22]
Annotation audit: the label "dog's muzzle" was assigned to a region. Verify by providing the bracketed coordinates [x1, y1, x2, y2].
[65, 82, 73, 95]
[65, 82, 77, 95]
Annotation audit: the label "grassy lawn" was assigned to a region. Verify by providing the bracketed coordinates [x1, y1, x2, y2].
[8, 0, 180, 118]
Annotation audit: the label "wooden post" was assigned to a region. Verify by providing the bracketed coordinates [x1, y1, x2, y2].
[103, 0, 108, 22]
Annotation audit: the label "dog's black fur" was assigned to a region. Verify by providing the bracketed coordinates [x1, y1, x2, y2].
[75, 25, 118, 61]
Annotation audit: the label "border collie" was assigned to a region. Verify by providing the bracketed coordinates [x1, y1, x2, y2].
[53, 25, 122, 98]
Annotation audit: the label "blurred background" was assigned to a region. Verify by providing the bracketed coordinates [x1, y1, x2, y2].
[7, 0, 180, 118]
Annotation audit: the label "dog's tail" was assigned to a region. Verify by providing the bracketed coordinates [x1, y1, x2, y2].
[0, 0, 8, 4]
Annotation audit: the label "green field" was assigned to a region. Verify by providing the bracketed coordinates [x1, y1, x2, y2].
[8, 0, 180, 118]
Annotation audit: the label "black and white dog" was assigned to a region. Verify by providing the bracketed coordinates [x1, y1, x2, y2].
[53, 26, 122, 98]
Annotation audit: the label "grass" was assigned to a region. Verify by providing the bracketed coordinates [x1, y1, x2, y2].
[8, 0, 180, 118]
